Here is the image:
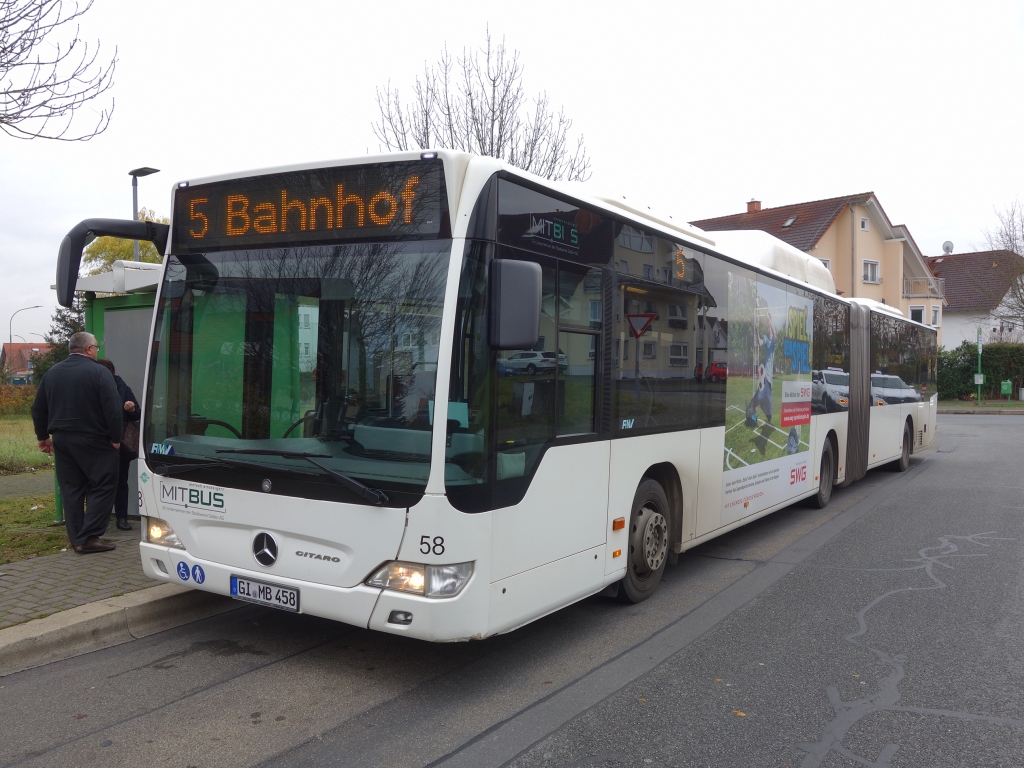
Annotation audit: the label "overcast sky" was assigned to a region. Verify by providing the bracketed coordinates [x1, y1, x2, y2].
[3, 0, 1022, 343]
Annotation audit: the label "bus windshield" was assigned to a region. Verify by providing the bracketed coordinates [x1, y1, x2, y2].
[144, 240, 450, 503]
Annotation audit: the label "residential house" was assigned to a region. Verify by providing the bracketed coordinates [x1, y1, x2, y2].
[691, 193, 947, 345]
[927, 250, 1024, 347]
[1, 342, 52, 384]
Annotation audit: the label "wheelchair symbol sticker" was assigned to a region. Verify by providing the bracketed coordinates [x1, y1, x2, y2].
[191, 565, 205, 584]
[176, 562, 190, 581]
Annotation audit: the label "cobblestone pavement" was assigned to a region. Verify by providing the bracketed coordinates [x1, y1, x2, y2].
[0, 470, 154, 630]
[0, 523, 152, 629]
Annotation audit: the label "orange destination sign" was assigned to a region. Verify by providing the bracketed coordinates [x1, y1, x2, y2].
[171, 159, 445, 254]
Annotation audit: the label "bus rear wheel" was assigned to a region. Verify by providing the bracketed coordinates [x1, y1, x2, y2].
[618, 479, 670, 604]
[891, 422, 912, 472]
[813, 440, 834, 508]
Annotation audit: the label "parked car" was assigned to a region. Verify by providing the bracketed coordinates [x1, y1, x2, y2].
[811, 368, 850, 412]
[871, 374, 921, 405]
[706, 360, 727, 383]
[500, 350, 567, 375]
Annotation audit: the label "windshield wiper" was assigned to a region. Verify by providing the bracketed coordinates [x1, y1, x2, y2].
[151, 456, 309, 476]
[217, 448, 389, 506]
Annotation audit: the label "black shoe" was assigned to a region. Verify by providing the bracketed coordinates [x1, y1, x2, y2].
[75, 537, 116, 553]
[116, 520, 132, 531]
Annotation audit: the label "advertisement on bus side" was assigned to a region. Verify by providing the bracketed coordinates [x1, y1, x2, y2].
[722, 275, 812, 523]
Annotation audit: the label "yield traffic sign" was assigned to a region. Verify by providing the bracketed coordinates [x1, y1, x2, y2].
[626, 313, 657, 339]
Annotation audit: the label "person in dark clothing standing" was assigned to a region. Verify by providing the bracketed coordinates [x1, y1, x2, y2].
[31, 332, 123, 553]
[97, 358, 140, 531]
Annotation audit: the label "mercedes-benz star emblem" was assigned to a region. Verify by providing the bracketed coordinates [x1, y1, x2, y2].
[253, 532, 278, 567]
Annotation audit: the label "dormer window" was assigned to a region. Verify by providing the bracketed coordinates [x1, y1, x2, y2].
[782, 216, 797, 228]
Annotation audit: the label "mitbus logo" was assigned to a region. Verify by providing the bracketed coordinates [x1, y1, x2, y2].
[160, 482, 225, 510]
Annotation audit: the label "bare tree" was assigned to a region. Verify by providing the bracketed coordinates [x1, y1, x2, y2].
[1, 0, 116, 141]
[373, 29, 591, 182]
[982, 198, 1024, 256]
[976, 199, 1024, 336]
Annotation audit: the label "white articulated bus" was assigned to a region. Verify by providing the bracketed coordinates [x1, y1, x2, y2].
[55, 151, 937, 640]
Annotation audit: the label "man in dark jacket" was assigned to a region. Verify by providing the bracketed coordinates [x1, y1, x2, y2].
[32, 332, 123, 553]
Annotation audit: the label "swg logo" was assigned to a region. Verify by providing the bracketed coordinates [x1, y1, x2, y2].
[790, 466, 807, 485]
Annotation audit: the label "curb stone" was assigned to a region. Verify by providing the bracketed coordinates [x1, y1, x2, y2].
[0, 584, 240, 677]
[937, 408, 1024, 415]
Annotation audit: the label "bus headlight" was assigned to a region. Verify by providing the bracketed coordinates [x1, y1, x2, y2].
[366, 561, 474, 598]
[145, 517, 184, 549]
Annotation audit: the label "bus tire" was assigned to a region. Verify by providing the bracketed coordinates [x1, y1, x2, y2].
[891, 422, 912, 472]
[813, 440, 835, 508]
[618, 479, 670, 604]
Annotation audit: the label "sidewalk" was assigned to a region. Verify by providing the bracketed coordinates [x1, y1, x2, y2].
[0, 469, 151, 628]
[0, 470, 236, 676]
[937, 400, 1024, 415]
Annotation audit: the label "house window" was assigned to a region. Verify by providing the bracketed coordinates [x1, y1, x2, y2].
[588, 335, 597, 360]
[614, 339, 620, 365]
[819, 258, 831, 271]
[619, 225, 654, 252]
[589, 300, 601, 328]
[667, 303, 687, 329]
[643, 300, 657, 316]
[430, 331, 440, 346]
[860, 217, 869, 232]
[862, 260, 880, 283]
[619, 259, 629, 274]
[623, 339, 630, 360]
[642, 341, 656, 359]
[909, 306, 924, 324]
[669, 342, 689, 367]
[401, 332, 412, 347]
[643, 264, 655, 280]
[931, 307, 940, 326]
[302, 343, 310, 356]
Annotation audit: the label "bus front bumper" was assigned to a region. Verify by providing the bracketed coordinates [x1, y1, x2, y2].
[139, 543, 487, 641]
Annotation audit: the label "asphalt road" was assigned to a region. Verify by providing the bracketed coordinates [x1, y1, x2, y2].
[2, 415, 1021, 768]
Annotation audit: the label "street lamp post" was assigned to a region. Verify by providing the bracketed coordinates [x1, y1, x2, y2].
[9, 305, 42, 348]
[129, 167, 160, 261]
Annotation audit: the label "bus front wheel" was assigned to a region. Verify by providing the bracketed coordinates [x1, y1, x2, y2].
[618, 479, 670, 604]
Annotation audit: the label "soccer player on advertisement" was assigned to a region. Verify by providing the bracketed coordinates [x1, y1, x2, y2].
[745, 304, 776, 427]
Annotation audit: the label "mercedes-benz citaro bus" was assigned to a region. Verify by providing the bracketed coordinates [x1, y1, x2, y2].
[54, 150, 937, 641]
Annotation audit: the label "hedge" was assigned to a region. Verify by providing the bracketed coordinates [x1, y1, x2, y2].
[0, 385, 36, 417]
[938, 341, 1024, 400]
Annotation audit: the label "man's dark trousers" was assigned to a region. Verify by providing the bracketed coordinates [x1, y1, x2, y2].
[52, 432, 118, 546]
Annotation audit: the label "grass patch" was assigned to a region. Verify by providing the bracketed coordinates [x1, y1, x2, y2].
[0, 416, 53, 475]
[0, 493, 66, 565]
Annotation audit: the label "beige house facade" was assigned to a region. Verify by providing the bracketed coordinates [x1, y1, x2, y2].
[692, 193, 946, 346]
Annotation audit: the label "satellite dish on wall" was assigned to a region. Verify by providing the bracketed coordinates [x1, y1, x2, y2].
[942, 241, 954, 254]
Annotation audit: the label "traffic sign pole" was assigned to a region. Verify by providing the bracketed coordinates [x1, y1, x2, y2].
[625, 314, 657, 406]
[977, 327, 983, 406]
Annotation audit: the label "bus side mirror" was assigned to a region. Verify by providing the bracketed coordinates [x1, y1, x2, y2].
[56, 218, 169, 307]
[489, 259, 541, 350]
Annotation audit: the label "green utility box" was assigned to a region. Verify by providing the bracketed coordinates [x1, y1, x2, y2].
[1001, 380, 1013, 395]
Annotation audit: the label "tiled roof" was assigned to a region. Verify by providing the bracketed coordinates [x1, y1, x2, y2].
[0, 343, 52, 375]
[927, 250, 1024, 313]
[690, 193, 875, 252]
